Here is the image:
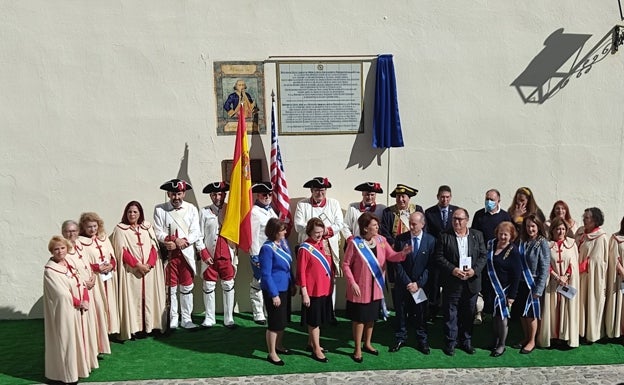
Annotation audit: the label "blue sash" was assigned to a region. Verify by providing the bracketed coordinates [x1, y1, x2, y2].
[300, 242, 332, 277]
[519, 241, 541, 319]
[271, 240, 292, 268]
[352, 236, 389, 319]
[486, 239, 510, 319]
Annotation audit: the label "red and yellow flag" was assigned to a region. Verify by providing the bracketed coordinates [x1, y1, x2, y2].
[220, 105, 253, 252]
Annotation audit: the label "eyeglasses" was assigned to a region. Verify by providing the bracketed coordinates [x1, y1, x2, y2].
[452, 217, 467, 222]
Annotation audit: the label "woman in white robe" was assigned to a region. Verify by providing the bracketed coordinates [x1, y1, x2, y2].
[538, 217, 579, 348]
[44, 236, 90, 384]
[111, 201, 166, 340]
[62, 220, 99, 370]
[605, 216, 624, 339]
[574, 207, 609, 343]
[78, 212, 115, 353]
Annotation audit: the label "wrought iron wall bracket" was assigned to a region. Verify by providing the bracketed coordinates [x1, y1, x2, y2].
[612, 25, 624, 53]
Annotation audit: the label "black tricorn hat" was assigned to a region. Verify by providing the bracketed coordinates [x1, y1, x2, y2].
[160, 179, 192, 192]
[202, 181, 230, 194]
[303, 177, 332, 189]
[390, 184, 418, 198]
[354, 182, 383, 194]
[252, 181, 273, 194]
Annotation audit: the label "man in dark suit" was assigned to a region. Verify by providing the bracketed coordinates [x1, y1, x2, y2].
[424, 185, 458, 322]
[389, 212, 436, 355]
[435, 208, 487, 356]
[424, 185, 457, 239]
[380, 184, 423, 311]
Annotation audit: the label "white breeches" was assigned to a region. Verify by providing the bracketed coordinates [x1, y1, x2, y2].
[250, 277, 266, 321]
[202, 279, 236, 326]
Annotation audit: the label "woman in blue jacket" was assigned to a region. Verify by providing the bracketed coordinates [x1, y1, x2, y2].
[260, 218, 294, 366]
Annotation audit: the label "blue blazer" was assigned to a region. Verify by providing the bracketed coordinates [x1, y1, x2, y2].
[392, 230, 436, 289]
[259, 240, 293, 298]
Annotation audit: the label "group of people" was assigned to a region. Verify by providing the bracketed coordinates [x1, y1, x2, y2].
[43, 177, 624, 383]
[43, 178, 240, 384]
[262, 180, 624, 365]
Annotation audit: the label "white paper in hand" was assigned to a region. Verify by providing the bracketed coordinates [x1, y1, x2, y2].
[411, 289, 428, 304]
[556, 284, 576, 299]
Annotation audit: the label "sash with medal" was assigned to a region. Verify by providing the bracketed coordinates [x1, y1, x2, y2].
[268, 240, 292, 268]
[300, 242, 332, 280]
[352, 236, 389, 319]
[519, 241, 541, 319]
[486, 239, 510, 318]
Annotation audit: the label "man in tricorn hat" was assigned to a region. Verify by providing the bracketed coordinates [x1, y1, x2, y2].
[343, 182, 386, 239]
[199, 181, 237, 329]
[380, 184, 423, 246]
[153, 178, 203, 329]
[248, 181, 278, 325]
[294, 176, 346, 324]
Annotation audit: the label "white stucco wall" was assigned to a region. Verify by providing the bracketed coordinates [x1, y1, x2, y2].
[1, 1, 623, 319]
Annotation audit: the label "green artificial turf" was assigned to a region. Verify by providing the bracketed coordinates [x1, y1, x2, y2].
[2, 312, 624, 384]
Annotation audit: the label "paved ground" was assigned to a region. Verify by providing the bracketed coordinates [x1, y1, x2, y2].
[62, 364, 624, 385]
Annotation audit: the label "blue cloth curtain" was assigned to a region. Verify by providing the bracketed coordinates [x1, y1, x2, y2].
[373, 54, 404, 148]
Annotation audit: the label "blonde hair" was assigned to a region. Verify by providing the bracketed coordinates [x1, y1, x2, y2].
[79, 212, 106, 238]
[48, 235, 71, 253]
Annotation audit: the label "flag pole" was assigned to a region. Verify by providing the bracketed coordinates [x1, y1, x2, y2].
[386, 149, 391, 206]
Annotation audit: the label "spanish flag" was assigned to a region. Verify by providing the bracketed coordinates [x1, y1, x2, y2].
[220, 104, 252, 252]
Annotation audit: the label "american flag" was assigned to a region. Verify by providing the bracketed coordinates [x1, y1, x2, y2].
[270, 97, 292, 231]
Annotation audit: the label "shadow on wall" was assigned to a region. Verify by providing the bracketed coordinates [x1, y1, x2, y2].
[176, 143, 200, 207]
[0, 305, 28, 319]
[511, 27, 617, 104]
[249, 130, 269, 181]
[346, 60, 386, 170]
[28, 297, 44, 319]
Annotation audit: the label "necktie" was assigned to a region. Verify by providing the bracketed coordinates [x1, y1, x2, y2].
[442, 209, 448, 228]
[413, 237, 420, 252]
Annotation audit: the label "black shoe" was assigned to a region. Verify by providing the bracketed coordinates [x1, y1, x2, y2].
[276, 348, 292, 355]
[490, 348, 506, 357]
[417, 343, 431, 355]
[351, 354, 363, 363]
[459, 344, 476, 355]
[254, 320, 267, 326]
[224, 324, 237, 330]
[266, 355, 285, 366]
[363, 346, 379, 355]
[520, 346, 535, 354]
[443, 346, 455, 356]
[330, 317, 338, 326]
[512, 342, 524, 349]
[311, 352, 328, 363]
[134, 331, 148, 339]
[389, 341, 405, 353]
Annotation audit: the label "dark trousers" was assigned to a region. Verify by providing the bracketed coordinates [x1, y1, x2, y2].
[442, 285, 477, 348]
[394, 291, 428, 344]
[425, 267, 441, 318]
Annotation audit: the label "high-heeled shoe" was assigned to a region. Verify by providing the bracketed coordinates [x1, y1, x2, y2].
[490, 348, 506, 357]
[311, 352, 328, 363]
[520, 346, 535, 354]
[362, 346, 379, 356]
[266, 355, 285, 366]
[351, 354, 363, 363]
